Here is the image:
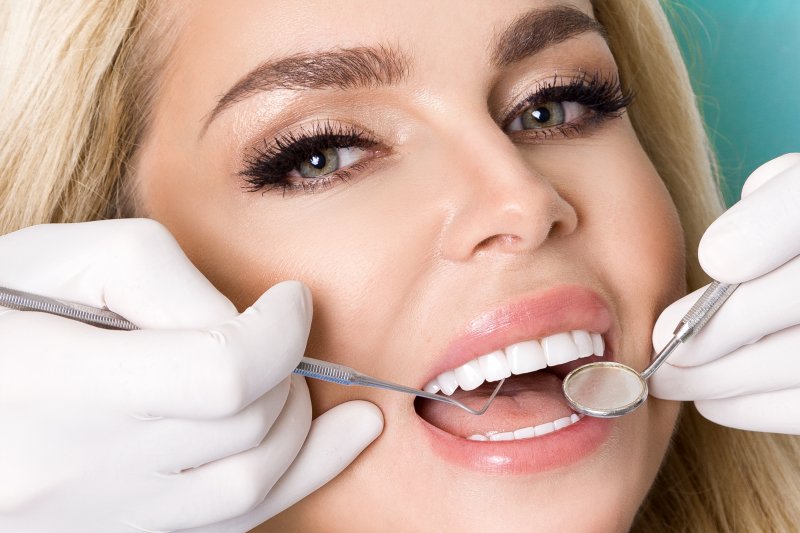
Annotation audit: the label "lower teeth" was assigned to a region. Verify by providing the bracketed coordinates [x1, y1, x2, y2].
[466, 412, 583, 442]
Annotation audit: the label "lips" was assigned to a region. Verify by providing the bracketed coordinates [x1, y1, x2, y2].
[413, 285, 617, 473]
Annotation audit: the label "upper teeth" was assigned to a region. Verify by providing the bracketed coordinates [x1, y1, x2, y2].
[425, 330, 604, 396]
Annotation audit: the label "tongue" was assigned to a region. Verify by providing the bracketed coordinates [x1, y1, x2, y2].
[416, 372, 574, 438]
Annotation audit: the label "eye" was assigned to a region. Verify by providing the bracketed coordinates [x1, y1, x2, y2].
[505, 101, 585, 132]
[239, 121, 382, 195]
[298, 146, 368, 178]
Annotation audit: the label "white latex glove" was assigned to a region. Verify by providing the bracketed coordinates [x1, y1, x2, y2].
[0, 219, 383, 533]
[650, 153, 800, 434]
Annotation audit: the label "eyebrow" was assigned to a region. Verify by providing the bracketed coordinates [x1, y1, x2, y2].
[491, 5, 607, 66]
[200, 44, 409, 134]
[201, 5, 605, 134]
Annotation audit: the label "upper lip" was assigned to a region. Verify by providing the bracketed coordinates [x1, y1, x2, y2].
[419, 284, 616, 387]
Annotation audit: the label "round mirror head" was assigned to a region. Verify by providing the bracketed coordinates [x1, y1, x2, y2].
[562, 361, 647, 418]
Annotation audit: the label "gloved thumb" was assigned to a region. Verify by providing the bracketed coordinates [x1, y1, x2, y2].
[698, 153, 800, 283]
[740, 152, 800, 198]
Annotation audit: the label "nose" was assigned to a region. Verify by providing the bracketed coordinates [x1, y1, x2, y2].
[439, 124, 579, 262]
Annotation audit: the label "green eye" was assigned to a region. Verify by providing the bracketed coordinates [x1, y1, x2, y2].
[299, 147, 340, 177]
[520, 102, 566, 129]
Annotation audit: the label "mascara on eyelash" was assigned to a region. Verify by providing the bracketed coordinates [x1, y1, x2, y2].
[503, 72, 633, 130]
[239, 72, 633, 195]
[238, 121, 379, 193]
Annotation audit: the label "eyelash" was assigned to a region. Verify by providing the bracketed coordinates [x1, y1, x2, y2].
[502, 72, 632, 138]
[239, 72, 633, 195]
[239, 122, 379, 195]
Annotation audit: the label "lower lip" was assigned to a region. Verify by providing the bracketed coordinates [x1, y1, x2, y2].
[416, 411, 613, 474]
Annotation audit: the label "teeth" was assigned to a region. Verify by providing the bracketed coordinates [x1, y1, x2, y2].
[571, 330, 594, 358]
[541, 332, 579, 365]
[591, 332, 604, 356]
[424, 330, 605, 396]
[437, 370, 458, 396]
[478, 350, 511, 382]
[553, 416, 572, 430]
[513, 426, 536, 439]
[423, 381, 441, 394]
[467, 412, 584, 442]
[506, 340, 547, 375]
[488, 431, 515, 441]
[454, 360, 484, 391]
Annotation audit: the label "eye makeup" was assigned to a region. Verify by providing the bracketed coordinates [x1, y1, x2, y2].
[501, 71, 632, 140]
[238, 121, 384, 195]
[238, 70, 633, 196]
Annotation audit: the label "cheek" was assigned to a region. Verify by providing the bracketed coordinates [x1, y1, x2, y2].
[540, 122, 687, 305]
[594, 150, 685, 288]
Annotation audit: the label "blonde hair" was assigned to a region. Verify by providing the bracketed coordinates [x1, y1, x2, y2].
[1, 1, 798, 530]
[0, 0, 171, 230]
[593, 2, 800, 530]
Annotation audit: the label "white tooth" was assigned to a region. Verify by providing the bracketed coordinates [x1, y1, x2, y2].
[423, 380, 441, 394]
[489, 431, 515, 441]
[554, 416, 573, 430]
[534, 421, 555, 436]
[570, 413, 580, 423]
[505, 340, 547, 375]
[478, 350, 511, 381]
[513, 426, 536, 439]
[454, 359, 485, 391]
[541, 332, 579, 365]
[467, 434, 488, 441]
[437, 370, 459, 396]
[591, 333, 605, 356]
[572, 330, 594, 358]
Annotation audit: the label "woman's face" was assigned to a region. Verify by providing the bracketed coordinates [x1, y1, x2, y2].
[136, 0, 686, 530]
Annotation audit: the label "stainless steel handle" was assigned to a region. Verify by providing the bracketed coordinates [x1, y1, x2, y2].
[673, 281, 739, 342]
[641, 281, 739, 380]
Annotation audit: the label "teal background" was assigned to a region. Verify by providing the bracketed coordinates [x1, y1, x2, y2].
[666, 1, 800, 205]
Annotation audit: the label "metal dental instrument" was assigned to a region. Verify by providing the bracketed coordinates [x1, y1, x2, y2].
[0, 285, 503, 415]
[562, 281, 739, 418]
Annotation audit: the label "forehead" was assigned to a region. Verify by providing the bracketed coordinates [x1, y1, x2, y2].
[171, 0, 595, 47]
[164, 0, 596, 91]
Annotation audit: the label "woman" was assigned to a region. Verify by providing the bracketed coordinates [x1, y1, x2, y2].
[1, 0, 799, 531]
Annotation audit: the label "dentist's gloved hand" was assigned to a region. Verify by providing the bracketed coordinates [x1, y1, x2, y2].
[0, 219, 383, 533]
[650, 153, 800, 434]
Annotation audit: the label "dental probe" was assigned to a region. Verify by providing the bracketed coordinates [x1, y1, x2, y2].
[0, 285, 502, 415]
[562, 281, 739, 417]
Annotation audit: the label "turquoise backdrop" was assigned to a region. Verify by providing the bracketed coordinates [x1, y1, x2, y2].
[667, 1, 800, 205]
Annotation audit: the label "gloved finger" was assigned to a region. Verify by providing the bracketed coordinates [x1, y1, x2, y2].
[740, 153, 800, 198]
[0, 281, 309, 419]
[694, 388, 800, 434]
[0, 219, 238, 329]
[650, 324, 800, 401]
[142, 378, 291, 473]
[0, 310, 123, 399]
[183, 399, 383, 533]
[135, 375, 311, 532]
[698, 154, 800, 283]
[123, 281, 312, 419]
[652, 256, 800, 367]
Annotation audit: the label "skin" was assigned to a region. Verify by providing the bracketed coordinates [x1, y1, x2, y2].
[135, 0, 687, 530]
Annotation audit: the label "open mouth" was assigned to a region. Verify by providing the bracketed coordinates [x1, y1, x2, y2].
[414, 330, 606, 441]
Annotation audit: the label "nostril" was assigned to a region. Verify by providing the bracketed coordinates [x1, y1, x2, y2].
[546, 220, 559, 239]
[474, 234, 522, 253]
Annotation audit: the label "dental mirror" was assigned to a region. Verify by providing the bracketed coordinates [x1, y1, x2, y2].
[562, 281, 739, 418]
